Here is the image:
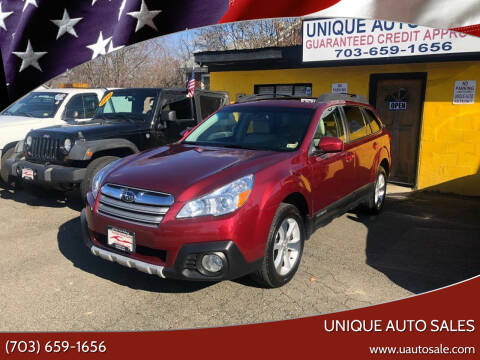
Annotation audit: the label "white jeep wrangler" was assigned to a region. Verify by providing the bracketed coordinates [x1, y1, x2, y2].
[0, 88, 105, 185]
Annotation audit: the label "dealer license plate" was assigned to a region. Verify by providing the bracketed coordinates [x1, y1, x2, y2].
[21, 168, 34, 181]
[107, 226, 135, 253]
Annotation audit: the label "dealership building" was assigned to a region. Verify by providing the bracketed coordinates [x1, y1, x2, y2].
[195, 18, 480, 196]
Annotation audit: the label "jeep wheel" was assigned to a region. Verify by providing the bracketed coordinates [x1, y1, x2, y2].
[0, 147, 17, 188]
[80, 156, 119, 200]
[366, 166, 387, 214]
[252, 203, 305, 288]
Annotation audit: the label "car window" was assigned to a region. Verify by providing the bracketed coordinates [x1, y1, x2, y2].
[83, 94, 99, 118]
[344, 106, 370, 141]
[63, 94, 85, 120]
[198, 94, 224, 119]
[312, 107, 345, 147]
[162, 92, 193, 120]
[95, 89, 158, 122]
[184, 106, 315, 152]
[363, 108, 381, 133]
[2, 92, 67, 118]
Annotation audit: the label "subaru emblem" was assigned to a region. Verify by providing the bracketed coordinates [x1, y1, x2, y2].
[121, 190, 136, 203]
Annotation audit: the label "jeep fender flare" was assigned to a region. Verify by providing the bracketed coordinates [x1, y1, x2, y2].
[68, 139, 139, 161]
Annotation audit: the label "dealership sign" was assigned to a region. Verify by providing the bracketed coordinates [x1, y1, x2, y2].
[303, 18, 480, 62]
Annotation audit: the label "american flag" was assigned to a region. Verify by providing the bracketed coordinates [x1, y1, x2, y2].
[186, 70, 196, 98]
[0, 0, 478, 108]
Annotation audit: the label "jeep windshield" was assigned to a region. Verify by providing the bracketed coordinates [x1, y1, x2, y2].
[93, 89, 158, 123]
[183, 106, 315, 152]
[1, 92, 67, 118]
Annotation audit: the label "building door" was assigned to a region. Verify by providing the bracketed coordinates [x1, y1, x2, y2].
[370, 73, 426, 186]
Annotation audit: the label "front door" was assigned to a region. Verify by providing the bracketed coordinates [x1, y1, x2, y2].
[370, 73, 426, 186]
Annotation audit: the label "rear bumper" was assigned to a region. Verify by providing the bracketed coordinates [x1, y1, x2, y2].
[81, 209, 262, 281]
[7, 159, 86, 185]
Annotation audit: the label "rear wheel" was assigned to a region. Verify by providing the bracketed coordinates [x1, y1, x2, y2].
[80, 156, 119, 200]
[366, 166, 387, 214]
[0, 147, 17, 188]
[252, 203, 305, 288]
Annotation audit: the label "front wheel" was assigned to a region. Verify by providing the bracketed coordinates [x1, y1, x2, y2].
[252, 203, 305, 288]
[0, 147, 18, 189]
[80, 156, 119, 200]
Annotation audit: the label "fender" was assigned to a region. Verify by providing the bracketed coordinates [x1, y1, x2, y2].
[68, 138, 139, 161]
[247, 171, 312, 259]
[370, 135, 391, 182]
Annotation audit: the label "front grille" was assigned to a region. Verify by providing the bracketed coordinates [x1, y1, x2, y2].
[98, 184, 174, 227]
[28, 136, 62, 162]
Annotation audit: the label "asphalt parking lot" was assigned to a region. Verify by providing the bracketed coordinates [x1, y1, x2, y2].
[0, 185, 479, 331]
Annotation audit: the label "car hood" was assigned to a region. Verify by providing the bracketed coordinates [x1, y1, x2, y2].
[106, 143, 291, 199]
[29, 121, 146, 140]
[0, 115, 54, 128]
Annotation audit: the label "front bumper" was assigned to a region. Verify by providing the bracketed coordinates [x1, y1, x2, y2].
[7, 159, 86, 185]
[81, 209, 262, 281]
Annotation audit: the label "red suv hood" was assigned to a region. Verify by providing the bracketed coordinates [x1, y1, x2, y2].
[106, 144, 289, 199]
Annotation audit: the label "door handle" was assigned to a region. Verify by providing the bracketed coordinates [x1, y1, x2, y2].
[345, 152, 354, 163]
[373, 142, 378, 150]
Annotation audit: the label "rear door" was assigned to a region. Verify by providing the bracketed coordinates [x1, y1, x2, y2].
[193, 90, 229, 122]
[341, 106, 376, 192]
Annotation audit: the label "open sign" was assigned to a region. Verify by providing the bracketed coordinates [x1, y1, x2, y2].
[389, 101, 407, 110]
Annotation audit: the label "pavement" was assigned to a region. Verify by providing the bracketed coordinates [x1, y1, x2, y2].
[0, 184, 479, 331]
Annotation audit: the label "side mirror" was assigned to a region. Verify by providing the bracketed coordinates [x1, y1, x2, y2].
[180, 127, 193, 138]
[161, 110, 177, 122]
[317, 136, 344, 153]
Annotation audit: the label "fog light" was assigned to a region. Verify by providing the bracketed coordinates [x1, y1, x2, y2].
[201, 253, 224, 273]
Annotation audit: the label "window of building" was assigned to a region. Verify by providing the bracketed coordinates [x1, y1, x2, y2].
[343, 106, 370, 141]
[254, 83, 312, 97]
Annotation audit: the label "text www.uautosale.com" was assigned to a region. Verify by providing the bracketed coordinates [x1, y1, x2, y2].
[369, 345, 476, 355]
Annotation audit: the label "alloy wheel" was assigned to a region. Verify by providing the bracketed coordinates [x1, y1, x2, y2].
[272, 217, 301, 276]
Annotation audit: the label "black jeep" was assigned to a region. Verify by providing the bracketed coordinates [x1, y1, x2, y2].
[6, 88, 229, 197]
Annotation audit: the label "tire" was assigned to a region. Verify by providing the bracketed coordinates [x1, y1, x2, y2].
[252, 203, 305, 288]
[0, 147, 17, 188]
[80, 156, 119, 200]
[366, 166, 387, 214]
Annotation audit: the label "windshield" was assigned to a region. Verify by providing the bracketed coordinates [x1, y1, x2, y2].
[94, 89, 158, 122]
[1, 92, 67, 118]
[184, 106, 316, 152]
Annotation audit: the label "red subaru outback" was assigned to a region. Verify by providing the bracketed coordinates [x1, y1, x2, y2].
[81, 94, 391, 288]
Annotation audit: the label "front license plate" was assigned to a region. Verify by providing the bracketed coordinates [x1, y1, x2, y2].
[21, 168, 34, 181]
[107, 226, 135, 253]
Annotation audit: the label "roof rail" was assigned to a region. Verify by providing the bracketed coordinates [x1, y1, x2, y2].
[235, 93, 315, 103]
[316, 93, 369, 105]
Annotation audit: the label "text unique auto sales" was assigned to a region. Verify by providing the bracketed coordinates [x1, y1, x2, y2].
[324, 319, 475, 332]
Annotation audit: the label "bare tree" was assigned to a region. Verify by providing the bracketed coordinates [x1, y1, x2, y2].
[47, 18, 302, 89]
[194, 18, 301, 51]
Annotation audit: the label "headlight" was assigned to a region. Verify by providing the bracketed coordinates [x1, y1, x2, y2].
[91, 160, 121, 199]
[26, 136, 32, 147]
[64, 138, 72, 152]
[177, 174, 254, 218]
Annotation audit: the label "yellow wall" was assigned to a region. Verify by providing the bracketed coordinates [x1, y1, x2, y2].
[210, 61, 480, 196]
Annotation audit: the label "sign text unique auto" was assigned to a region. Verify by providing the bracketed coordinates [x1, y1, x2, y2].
[302, 18, 480, 62]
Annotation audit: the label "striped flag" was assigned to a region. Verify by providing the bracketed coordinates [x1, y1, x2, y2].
[0, 0, 478, 108]
[186, 70, 196, 98]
